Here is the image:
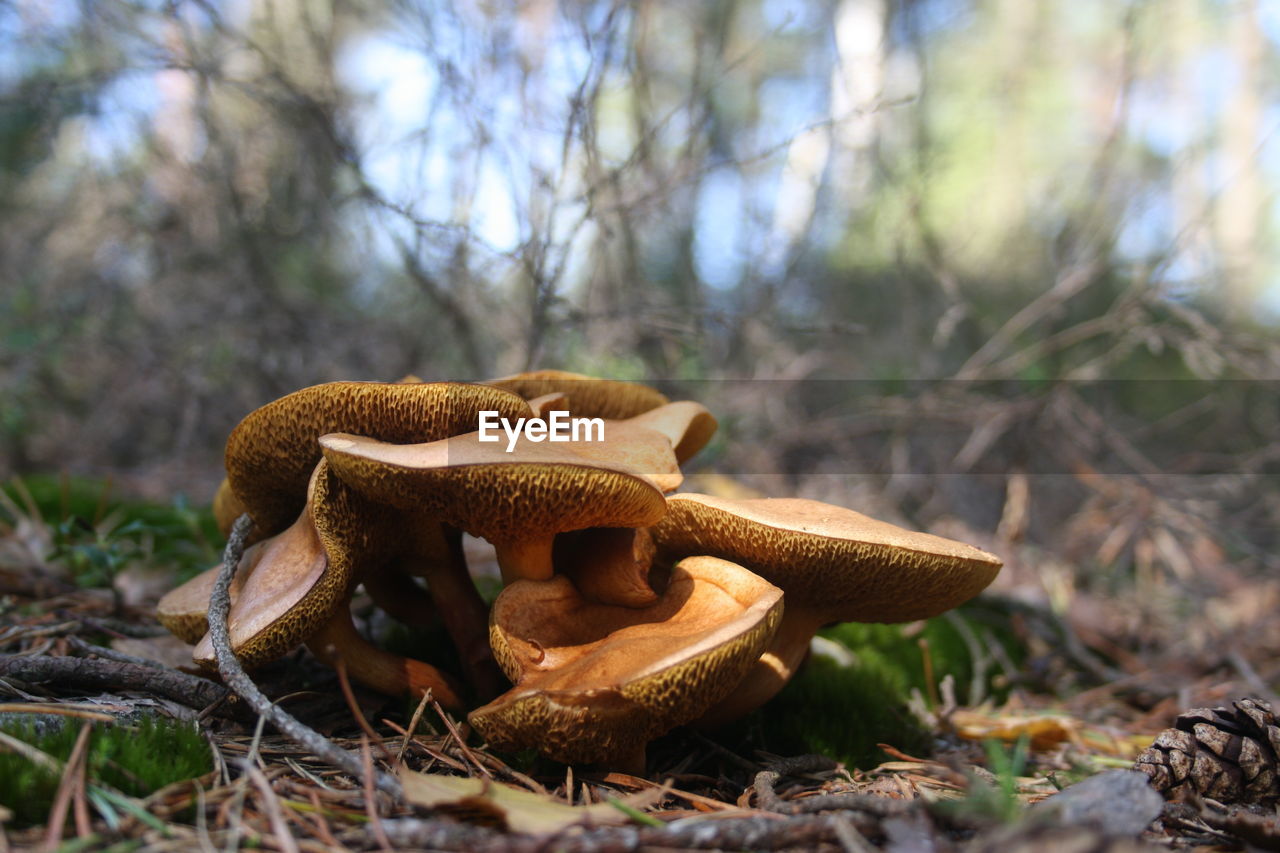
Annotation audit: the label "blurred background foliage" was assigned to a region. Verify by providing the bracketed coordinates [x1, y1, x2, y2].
[1, 0, 1279, 682]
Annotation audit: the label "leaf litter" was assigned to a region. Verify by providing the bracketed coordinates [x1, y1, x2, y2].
[2, 480, 1279, 850]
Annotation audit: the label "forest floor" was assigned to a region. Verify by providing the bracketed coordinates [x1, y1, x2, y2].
[0, 476, 1277, 851]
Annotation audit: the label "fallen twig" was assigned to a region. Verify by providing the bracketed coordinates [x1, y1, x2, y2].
[369, 812, 881, 851]
[205, 514, 402, 799]
[0, 654, 235, 714]
[752, 769, 914, 817]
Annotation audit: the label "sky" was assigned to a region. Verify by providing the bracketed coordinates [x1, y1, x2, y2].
[6, 0, 1280, 322]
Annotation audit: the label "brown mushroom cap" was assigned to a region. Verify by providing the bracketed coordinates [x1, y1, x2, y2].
[211, 478, 247, 538]
[319, 431, 669, 582]
[652, 494, 1002, 725]
[192, 494, 330, 669]
[614, 401, 718, 465]
[652, 494, 1002, 623]
[469, 555, 783, 765]
[526, 391, 569, 416]
[225, 381, 531, 536]
[189, 461, 467, 707]
[192, 460, 388, 669]
[485, 370, 668, 419]
[558, 421, 683, 493]
[155, 542, 266, 644]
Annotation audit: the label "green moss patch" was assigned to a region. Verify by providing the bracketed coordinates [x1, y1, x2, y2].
[0, 716, 213, 827]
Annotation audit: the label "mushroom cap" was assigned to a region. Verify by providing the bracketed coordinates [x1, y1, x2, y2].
[485, 370, 668, 419]
[526, 391, 569, 416]
[193, 460, 390, 669]
[225, 381, 531, 536]
[652, 494, 1002, 624]
[318, 431, 670, 549]
[211, 478, 247, 538]
[155, 542, 266, 644]
[558, 421, 683, 493]
[469, 555, 783, 764]
[612, 401, 718, 466]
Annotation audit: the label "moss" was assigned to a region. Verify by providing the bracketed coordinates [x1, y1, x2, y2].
[718, 602, 1023, 768]
[0, 717, 213, 827]
[820, 601, 1025, 707]
[733, 654, 931, 767]
[2, 475, 221, 586]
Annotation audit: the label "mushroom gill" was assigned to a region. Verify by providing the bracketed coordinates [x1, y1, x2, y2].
[469, 555, 783, 768]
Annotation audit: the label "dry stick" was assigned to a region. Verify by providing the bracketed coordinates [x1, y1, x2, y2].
[831, 814, 877, 853]
[752, 770, 915, 818]
[71, 742, 91, 840]
[206, 515, 402, 800]
[303, 788, 342, 849]
[765, 754, 839, 777]
[0, 654, 238, 715]
[374, 812, 882, 851]
[361, 735, 394, 853]
[247, 766, 300, 853]
[223, 714, 267, 852]
[42, 723, 91, 852]
[431, 699, 491, 780]
[394, 690, 435, 767]
[332, 656, 393, 763]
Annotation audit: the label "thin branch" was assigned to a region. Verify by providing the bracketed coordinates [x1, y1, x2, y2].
[205, 514, 402, 800]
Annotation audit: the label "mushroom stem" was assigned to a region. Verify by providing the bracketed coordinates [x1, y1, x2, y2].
[493, 536, 556, 584]
[554, 527, 658, 608]
[420, 529, 509, 701]
[361, 563, 442, 630]
[694, 609, 822, 728]
[305, 604, 466, 712]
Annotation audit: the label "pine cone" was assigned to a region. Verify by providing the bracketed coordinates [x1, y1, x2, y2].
[1135, 697, 1280, 805]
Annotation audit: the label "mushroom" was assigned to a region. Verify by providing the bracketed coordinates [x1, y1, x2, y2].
[212, 478, 247, 538]
[188, 461, 465, 709]
[530, 395, 716, 471]
[553, 527, 659, 608]
[651, 494, 1003, 724]
[156, 541, 266, 644]
[318, 428, 673, 584]
[612, 401, 718, 465]
[485, 370, 668, 419]
[468, 555, 783, 768]
[526, 391, 569, 416]
[225, 380, 531, 537]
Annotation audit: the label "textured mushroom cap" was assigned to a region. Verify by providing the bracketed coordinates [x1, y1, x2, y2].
[225, 381, 531, 536]
[212, 478, 247, 538]
[613, 401, 718, 465]
[318, 432, 669, 548]
[193, 461, 385, 669]
[562, 422, 683, 493]
[156, 543, 265, 644]
[652, 494, 1002, 624]
[485, 370, 668, 419]
[470, 555, 783, 764]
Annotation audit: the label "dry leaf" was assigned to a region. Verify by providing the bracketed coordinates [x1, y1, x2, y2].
[949, 709, 1080, 750]
[398, 766, 661, 834]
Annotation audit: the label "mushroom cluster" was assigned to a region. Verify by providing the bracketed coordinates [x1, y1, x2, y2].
[158, 371, 1002, 769]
